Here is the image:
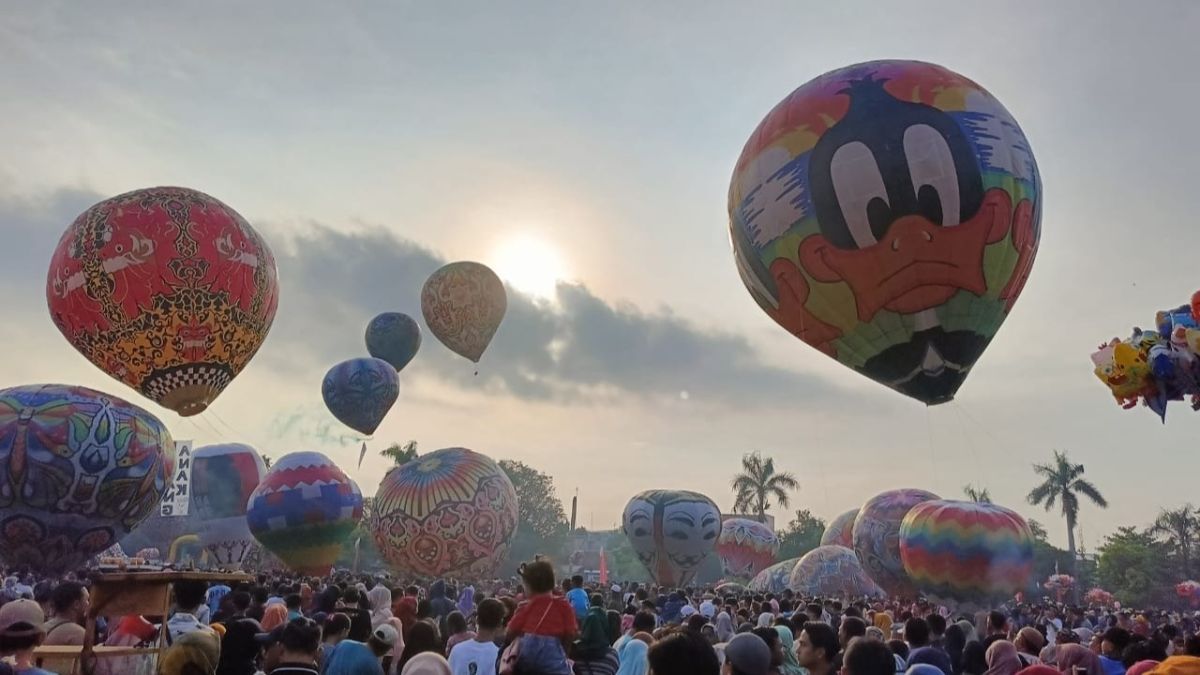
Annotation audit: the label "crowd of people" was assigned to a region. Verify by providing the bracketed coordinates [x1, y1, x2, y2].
[3, 562, 1200, 675]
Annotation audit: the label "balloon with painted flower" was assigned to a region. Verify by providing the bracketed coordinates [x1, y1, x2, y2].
[0, 384, 174, 573]
[728, 60, 1041, 404]
[46, 187, 279, 416]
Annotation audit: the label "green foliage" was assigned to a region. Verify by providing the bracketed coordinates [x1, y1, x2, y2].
[1096, 526, 1172, 607]
[731, 452, 799, 521]
[381, 440, 419, 466]
[777, 509, 826, 560]
[963, 484, 991, 503]
[336, 496, 386, 572]
[605, 532, 650, 583]
[1027, 449, 1107, 573]
[498, 460, 569, 575]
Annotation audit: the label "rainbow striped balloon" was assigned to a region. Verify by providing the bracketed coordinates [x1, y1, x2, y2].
[247, 452, 363, 576]
[899, 500, 1033, 602]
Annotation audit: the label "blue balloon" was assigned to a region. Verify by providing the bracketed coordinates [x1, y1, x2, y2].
[321, 357, 399, 435]
[365, 312, 422, 371]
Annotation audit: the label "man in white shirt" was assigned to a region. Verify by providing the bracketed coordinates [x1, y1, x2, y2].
[449, 598, 504, 675]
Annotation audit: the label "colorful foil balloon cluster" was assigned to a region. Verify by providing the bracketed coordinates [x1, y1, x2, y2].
[1091, 292, 1200, 421]
[1176, 581, 1200, 606]
[1084, 588, 1114, 606]
[1044, 574, 1075, 593]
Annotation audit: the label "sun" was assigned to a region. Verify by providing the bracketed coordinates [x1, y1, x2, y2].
[490, 234, 568, 299]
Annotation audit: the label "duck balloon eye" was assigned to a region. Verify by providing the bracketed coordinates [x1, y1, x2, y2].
[728, 60, 1041, 404]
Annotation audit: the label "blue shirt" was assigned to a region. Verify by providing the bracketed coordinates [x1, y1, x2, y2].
[566, 588, 590, 621]
[1100, 655, 1126, 675]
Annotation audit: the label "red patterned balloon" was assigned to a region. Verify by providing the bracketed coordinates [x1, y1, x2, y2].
[47, 187, 279, 416]
[372, 447, 518, 578]
[716, 517, 780, 580]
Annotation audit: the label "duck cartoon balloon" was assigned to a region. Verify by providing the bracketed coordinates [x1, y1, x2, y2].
[729, 61, 1041, 404]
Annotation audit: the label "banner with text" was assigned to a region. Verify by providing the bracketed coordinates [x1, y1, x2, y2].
[160, 440, 193, 517]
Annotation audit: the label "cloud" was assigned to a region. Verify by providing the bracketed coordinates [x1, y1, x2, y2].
[0, 187, 847, 412]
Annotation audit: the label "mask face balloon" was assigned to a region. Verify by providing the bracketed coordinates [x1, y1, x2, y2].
[729, 60, 1041, 405]
[622, 489, 720, 587]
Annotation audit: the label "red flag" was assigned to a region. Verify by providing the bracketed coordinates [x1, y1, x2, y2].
[599, 546, 608, 585]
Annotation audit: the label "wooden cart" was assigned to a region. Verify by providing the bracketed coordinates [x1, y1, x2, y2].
[34, 570, 252, 675]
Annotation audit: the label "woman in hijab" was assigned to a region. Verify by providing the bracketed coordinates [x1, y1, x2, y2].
[716, 612, 734, 644]
[260, 604, 288, 632]
[395, 594, 419, 639]
[909, 666, 947, 675]
[369, 585, 394, 629]
[963, 642, 989, 675]
[774, 625, 805, 675]
[456, 586, 475, 617]
[757, 612, 775, 629]
[574, 605, 620, 675]
[1055, 644, 1104, 675]
[401, 651, 453, 675]
[957, 620, 981, 645]
[399, 619, 443, 671]
[615, 638, 650, 675]
[159, 626, 221, 675]
[985, 641, 1025, 675]
[945, 623, 967, 675]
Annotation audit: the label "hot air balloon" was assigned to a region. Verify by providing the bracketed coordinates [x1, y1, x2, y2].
[46, 187, 280, 416]
[322, 358, 399, 436]
[748, 558, 801, 594]
[716, 517, 780, 580]
[192, 443, 266, 568]
[120, 509, 206, 564]
[821, 508, 859, 548]
[622, 489, 721, 587]
[372, 447, 519, 578]
[421, 262, 507, 364]
[852, 488, 939, 596]
[788, 545, 885, 599]
[366, 312, 422, 371]
[0, 384, 174, 572]
[728, 60, 1041, 405]
[899, 500, 1034, 604]
[246, 452, 363, 575]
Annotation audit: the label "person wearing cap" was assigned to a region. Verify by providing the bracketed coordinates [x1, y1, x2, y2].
[723, 632, 772, 675]
[0, 599, 53, 675]
[323, 623, 399, 675]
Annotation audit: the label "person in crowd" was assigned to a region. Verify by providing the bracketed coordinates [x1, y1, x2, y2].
[448, 598, 502, 675]
[962, 641, 988, 675]
[319, 612, 352, 666]
[982, 640, 1023, 675]
[1056, 644, 1105, 675]
[750, 626, 784, 675]
[399, 620, 443, 671]
[615, 611, 657, 654]
[216, 617, 264, 675]
[369, 585, 394, 630]
[170, 579, 214, 640]
[400, 652, 452, 675]
[722, 632, 772, 675]
[907, 618, 953, 675]
[647, 631, 720, 675]
[615, 638, 650, 675]
[265, 617, 323, 675]
[573, 594, 619, 675]
[1099, 628, 1132, 675]
[773, 624, 804, 675]
[340, 588, 374, 642]
[836, 617, 869, 670]
[503, 560, 577, 675]
[324, 623, 398, 675]
[1013, 628, 1044, 668]
[444, 611, 475, 655]
[844, 638, 898, 675]
[0, 598, 54, 675]
[566, 576, 590, 623]
[797, 622, 840, 675]
[159, 626, 222, 675]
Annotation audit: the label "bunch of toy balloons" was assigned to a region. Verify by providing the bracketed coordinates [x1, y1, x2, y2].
[1091, 291, 1200, 421]
[1176, 581, 1200, 606]
[1084, 588, 1114, 606]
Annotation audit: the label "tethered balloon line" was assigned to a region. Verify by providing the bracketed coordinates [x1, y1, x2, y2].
[925, 406, 941, 495]
[948, 401, 984, 487]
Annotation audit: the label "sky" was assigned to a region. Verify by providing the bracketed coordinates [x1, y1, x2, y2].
[1, 1, 1198, 551]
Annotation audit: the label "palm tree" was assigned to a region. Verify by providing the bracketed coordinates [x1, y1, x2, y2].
[963, 484, 992, 503]
[731, 452, 799, 522]
[1152, 504, 1199, 579]
[380, 440, 418, 466]
[1027, 449, 1107, 572]
[262, 455, 273, 469]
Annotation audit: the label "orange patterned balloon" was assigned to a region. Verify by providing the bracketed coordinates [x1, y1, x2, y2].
[46, 187, 279, 416]
[421, 262, 506, 363]
[371, 447, 518, 578]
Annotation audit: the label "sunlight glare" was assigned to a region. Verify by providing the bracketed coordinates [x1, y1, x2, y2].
[490, 234, 568, 299]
